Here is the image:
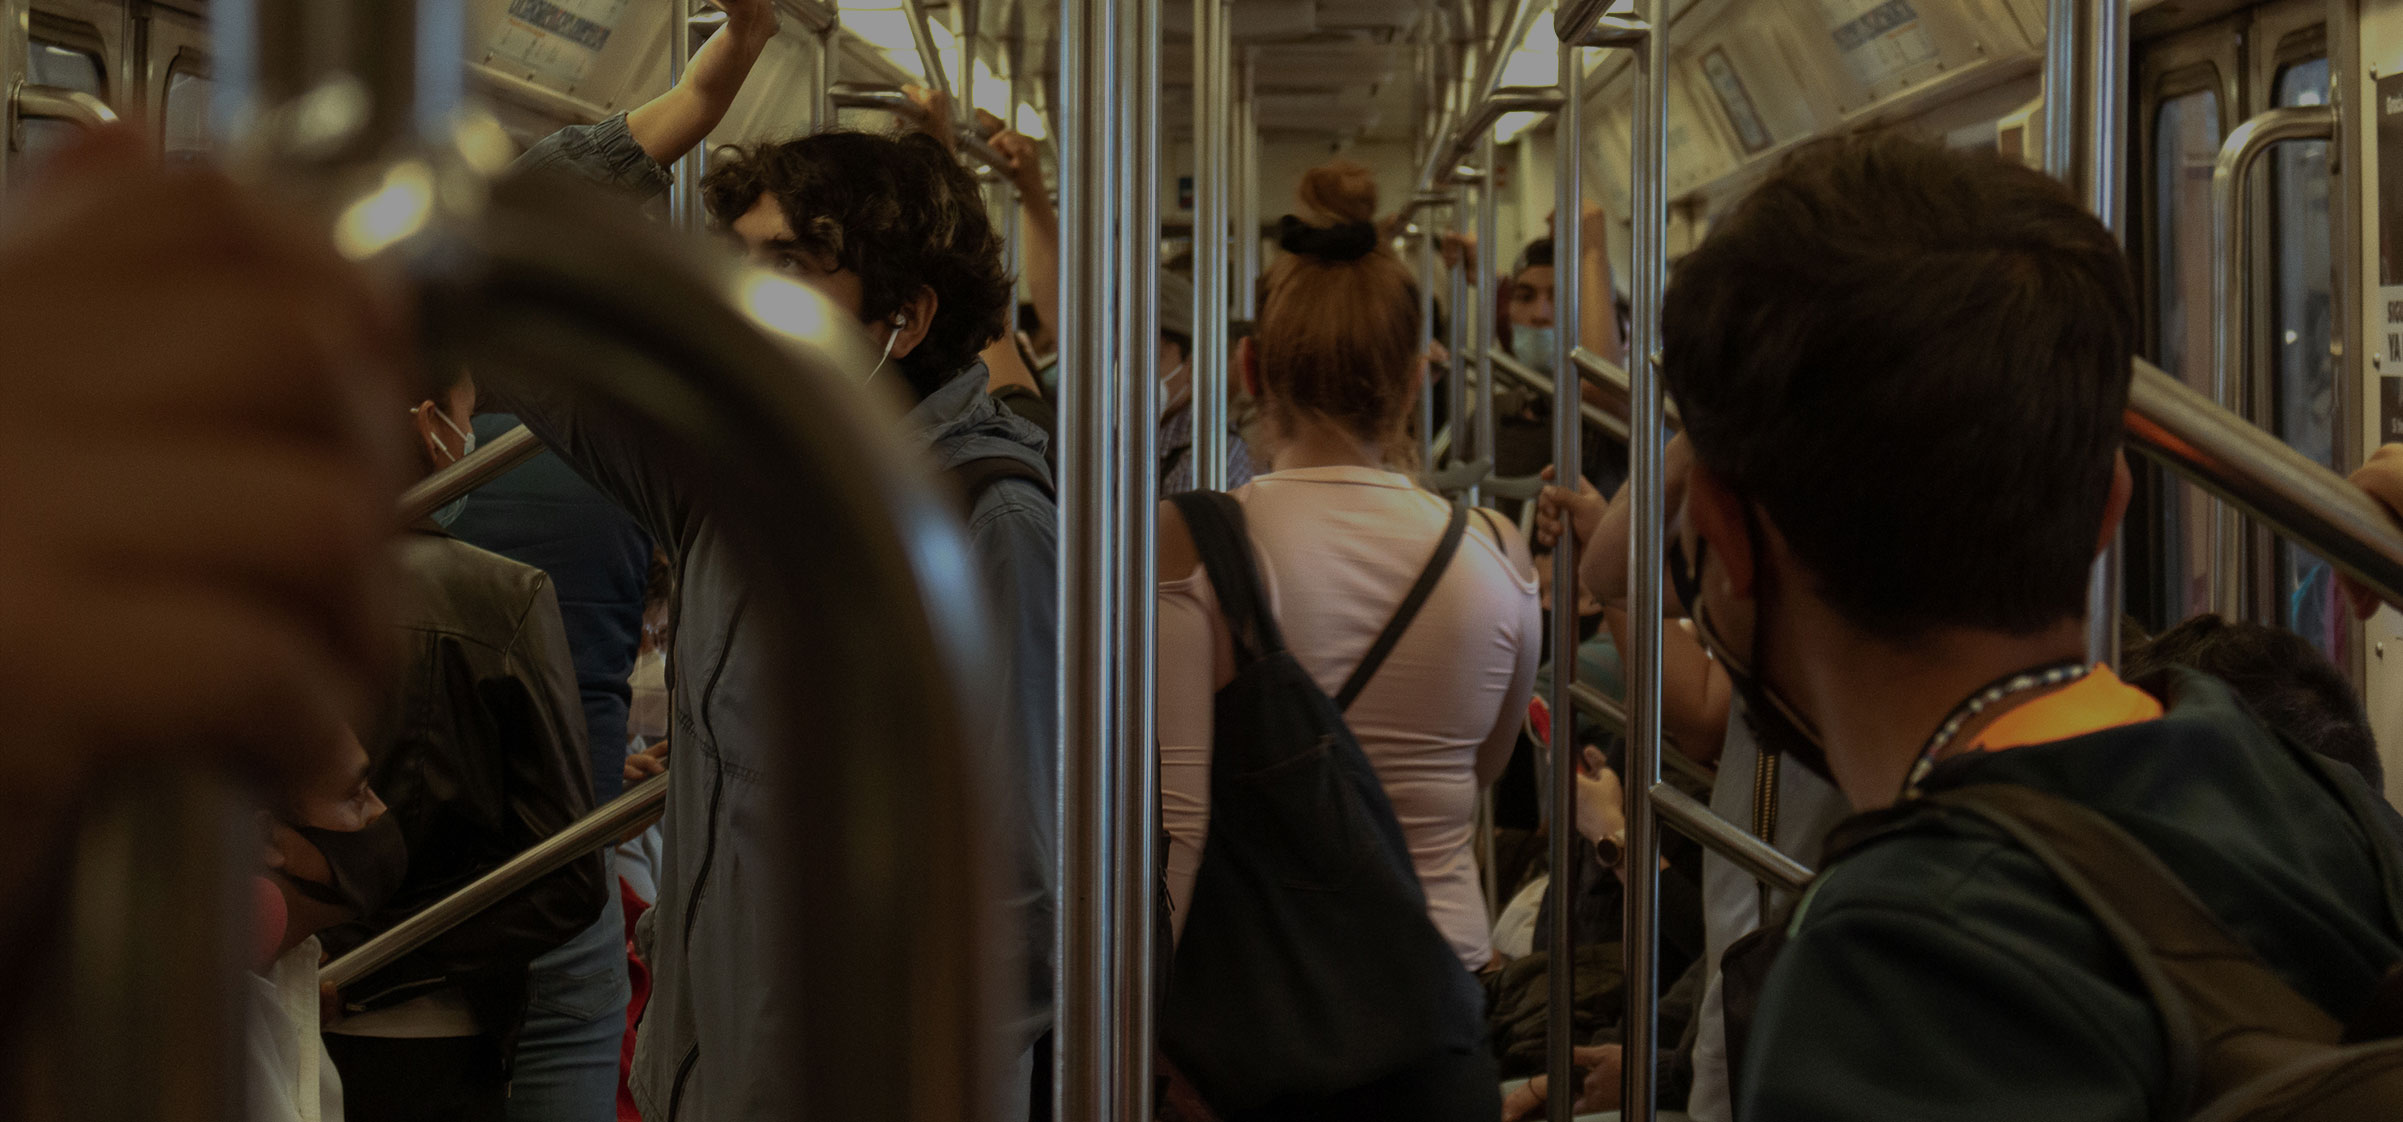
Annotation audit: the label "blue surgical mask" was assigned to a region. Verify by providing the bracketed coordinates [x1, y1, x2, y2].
[1512, 325, 1559, 374]
[416, 407, 477, 527]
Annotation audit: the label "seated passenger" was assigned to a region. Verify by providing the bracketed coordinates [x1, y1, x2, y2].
[495, 65, 1061, 1122]
[319, 370, 605, 1122]
[1154, 162, 1542, 1117]
[251, 727, 405, 1122]
[1641, 133, 2403, 1121]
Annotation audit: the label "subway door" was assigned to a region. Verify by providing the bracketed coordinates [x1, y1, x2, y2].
[4, 0, 132, 192]
[2351, 0, 2403, 806]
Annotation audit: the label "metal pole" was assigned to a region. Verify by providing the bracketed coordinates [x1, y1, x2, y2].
[323, 774, 670, 988]
[668, 2, 704, 233]
[1112, 0, 1162, 1115]
[1235, 48, 1261, 318]
[1619, 0, 1668, 1116]
[903, 0, 956, 105]
[2208, 107, 2338, 619]
[1476, 133, 1500, 506]
[1059, 0, 1122, 1116]
[2045, 0, 2126, 662]
[1544, 34, 1586, 1122]
[397, 424, 543, 524]
[1448, 181, 1473, 475]
[1419, 221, 1441, 470]
[817, 11, 839, 128]
[1192, 0, 1230, 491]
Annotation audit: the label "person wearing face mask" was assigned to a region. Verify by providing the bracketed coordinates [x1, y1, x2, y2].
[249, 726, 406, 1122]
[491, 58, 1059, 1122]
[317, 368, 605, 1122]
[1562, 135, 2403, 1122]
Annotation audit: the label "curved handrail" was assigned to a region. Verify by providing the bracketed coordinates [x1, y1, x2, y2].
[1487, 346, 1627, 442]
[15, 83, 119, 128]
[2208, 105, 2338, 616]
[395, 424, 543, 524]
[322, 772, 670, 989]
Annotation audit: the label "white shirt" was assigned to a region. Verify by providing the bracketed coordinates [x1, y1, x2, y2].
[246, 937, 345, 1122]
[1156, 466, 1542, 969]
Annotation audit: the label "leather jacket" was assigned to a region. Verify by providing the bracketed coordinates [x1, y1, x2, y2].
[319, 526, 606, 1042]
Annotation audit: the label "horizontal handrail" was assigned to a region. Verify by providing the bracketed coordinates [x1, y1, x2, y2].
[2128, 357, 2403, 608]
[1487, 346, 1627, 442]
[1567, 680, 1714, 788]
[830, 88, 1011, 171]
[1572, 345, 1682, 430]
[1648, 782, 1814, 895]
[15, 83, 119, 127]
[321, 771, 669, 989]
[1403, 86, 1564, 223]
[395, 423, 544, 525]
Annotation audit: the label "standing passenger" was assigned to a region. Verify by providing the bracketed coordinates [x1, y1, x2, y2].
[494, 39, 1060, 1121]
[1154, 162, 1543, 1118]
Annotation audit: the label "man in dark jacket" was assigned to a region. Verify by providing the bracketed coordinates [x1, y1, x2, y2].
[1633, 133, 2403, 1121]
[319, 369, 605, 1122]
[498, 14, 1059, 1119]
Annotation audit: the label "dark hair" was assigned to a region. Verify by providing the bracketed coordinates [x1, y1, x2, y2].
[2121, 615, 2381, 790]
[1257, 161, 1423, 465]
[702, 130, 1012, 399]
[1514, 237, 1555, 276]
[1661, 132, 2136, 639]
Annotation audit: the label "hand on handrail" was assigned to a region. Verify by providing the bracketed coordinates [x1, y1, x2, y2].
[1500, 1044, 1624, 1121]
[2342, 443, 2403, 618]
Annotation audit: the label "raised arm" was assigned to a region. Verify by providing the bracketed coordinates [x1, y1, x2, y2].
[989, 128, 1061, 344]
[625, 0, 780, 165]
[1573, 202, 1625, 365]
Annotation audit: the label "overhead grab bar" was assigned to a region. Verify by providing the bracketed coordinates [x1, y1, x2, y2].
[828, 88, 1012, 171]
[1566, 681, 1716, 789]
[1486, 347, 1628, 443]
[14, 83, 120, 127]
[395, 423, 544, 524]
[2207, 105, 2338, 617]
[1648, 784, 1814, 895]
[321, 772, 670, 989]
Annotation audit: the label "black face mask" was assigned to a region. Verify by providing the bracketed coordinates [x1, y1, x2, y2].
[1669, 525, 1838, 786]
[280, 813, 410, 920]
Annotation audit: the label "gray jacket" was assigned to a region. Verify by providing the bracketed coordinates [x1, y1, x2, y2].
[503, 117, 1060, 1121]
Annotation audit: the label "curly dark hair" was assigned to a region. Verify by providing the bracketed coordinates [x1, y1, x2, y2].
[702, 129, 1011, 400]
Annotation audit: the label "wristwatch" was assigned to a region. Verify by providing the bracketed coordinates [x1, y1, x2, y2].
[1593, 828, 1629, 871]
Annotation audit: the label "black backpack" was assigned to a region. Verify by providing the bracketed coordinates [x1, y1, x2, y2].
[1159, 490, 1489, 1113]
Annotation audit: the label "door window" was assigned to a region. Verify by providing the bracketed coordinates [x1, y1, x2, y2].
[2268, 57, 2344, 661]
[2151, 84, 2225, 623]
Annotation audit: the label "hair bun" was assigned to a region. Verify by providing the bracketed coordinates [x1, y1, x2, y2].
[1277, 214, 1379, 263]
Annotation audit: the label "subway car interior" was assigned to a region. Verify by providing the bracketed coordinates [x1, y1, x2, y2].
[10, 0, 2403, 1119]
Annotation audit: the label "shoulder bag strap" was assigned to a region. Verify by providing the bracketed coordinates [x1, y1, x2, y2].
[1335, 502, 1471, 712]
[1166, 490, 1287, 665]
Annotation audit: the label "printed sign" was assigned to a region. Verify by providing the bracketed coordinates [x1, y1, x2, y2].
[2382, 377, 2403, 445]
[485, 0, 628, 85]
[1819, 0, 1941, 99]
[2377, 75, 2403, 380]
[1701, 47, 1772, 155]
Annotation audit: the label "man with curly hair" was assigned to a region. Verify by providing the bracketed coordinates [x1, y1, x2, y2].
[496, 10, 1058, 1117]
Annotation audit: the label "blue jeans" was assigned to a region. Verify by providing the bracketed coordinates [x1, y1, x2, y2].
[508, 876, 630, 1122]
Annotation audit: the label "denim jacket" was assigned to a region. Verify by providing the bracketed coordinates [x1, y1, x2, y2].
[500, 116, 1060, 1121]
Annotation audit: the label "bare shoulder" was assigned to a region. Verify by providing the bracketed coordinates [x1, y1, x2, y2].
[1158, 499, 1199, 583]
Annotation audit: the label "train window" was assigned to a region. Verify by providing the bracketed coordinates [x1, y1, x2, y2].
[2150, 83, 2223, 623]
[11, 40, 107, 188]
[163, 66, 214, 156]
[2268, 56, 2343, 661]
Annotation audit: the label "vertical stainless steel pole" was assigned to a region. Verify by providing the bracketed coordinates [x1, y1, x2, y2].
[1235, 48, 1261, 318]
[1618, 2, 1668, 1119]
[2047, 0, 2127, 660]
[818, 11, 839, 128]
[1545, 40, 1586, 1122]
[1476, 133, 1501, 506]
[1420, 221, 1441, 469]
[1192, 0, 1231, 490]
[1449, 183, 1473, 474]
[1113, 0, 1162, 1117]
[669, 2, 705, 233]
[1058, 0, 1121, 1116]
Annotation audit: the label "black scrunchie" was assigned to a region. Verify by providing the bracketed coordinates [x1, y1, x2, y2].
[1277, 214, 1379, 262]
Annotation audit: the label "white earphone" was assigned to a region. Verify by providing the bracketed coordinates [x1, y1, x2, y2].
[866, 311, 907, 383]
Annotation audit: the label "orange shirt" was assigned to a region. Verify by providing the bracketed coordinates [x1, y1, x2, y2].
[1963, 664, 2163, 754]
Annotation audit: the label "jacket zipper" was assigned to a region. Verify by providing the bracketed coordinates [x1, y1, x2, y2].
[666, 1044, 701, 1121]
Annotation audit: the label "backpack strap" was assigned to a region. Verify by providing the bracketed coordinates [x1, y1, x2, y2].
[1334, 502, 1471, 712]
[1166, 490, 1287, 665]
[1921, 784, 2350, 1115]
[951, 455, 1055, 507]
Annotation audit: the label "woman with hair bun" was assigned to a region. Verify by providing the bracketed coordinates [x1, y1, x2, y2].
[1154, 161, 1541, 1118]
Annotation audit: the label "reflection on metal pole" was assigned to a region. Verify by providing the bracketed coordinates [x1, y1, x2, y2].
[397, 424, 544, 524]
[669, 2, 705, 233]
[1192, 0, 1231, 491]
[1419, 219, 1441, 471]
[1235, 48, 1261, 317]
[1618, 1, 1669, 1118]
[1059, 0, 1123, 1115]
[1544, 34, 1585, 1122]
[1113, 0, 1162, 1116]
[1448, 177, 1474, 477]
[1475, 134, 1501, 508]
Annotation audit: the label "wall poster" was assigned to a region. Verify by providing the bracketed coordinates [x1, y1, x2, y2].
[485, 0, 628, 85]
[1817, 0, 1941, 100]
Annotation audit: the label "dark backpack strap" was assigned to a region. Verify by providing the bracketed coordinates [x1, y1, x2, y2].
[1166, 490, 1287, 665]
[951, 455, 1055, 507]
[1334, 502, 1471, 712]
[1921, 784, 2355, 1114]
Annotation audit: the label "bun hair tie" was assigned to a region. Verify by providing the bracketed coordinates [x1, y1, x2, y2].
[1277, 214, 1379, 262]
